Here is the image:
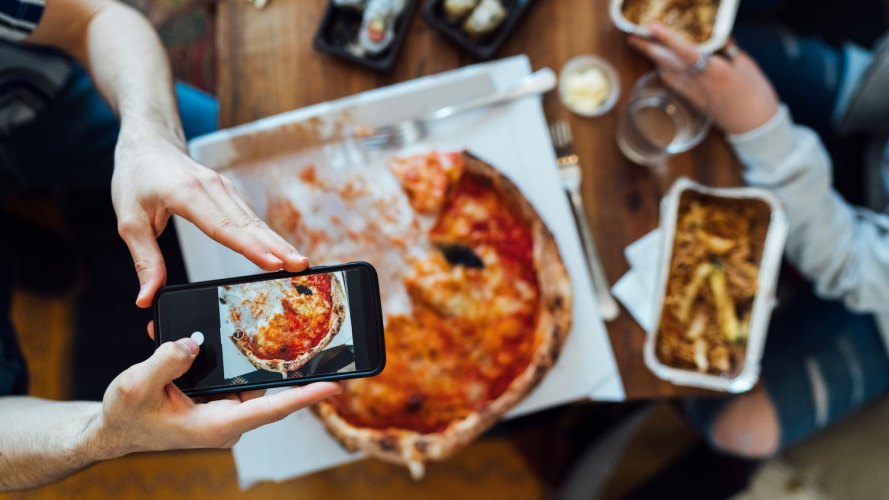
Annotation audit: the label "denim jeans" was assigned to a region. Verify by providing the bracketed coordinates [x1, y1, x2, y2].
[0, 63, 218, 395]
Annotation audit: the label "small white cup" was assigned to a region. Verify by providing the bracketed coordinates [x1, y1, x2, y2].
[558, 55, 621, 117]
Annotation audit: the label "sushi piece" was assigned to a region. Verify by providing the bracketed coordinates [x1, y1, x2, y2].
[332, 0, 366, 12]
[443, 0, 480, 23]
[463, 0, 507, 38]
[358, 0, 407, 55]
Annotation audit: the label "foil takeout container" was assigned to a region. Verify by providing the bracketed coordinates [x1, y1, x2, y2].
[610, 0, 740, 54]
[644, 178, 788, 393]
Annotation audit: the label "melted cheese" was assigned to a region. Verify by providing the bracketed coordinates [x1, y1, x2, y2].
[222, 274, 334, 361]
[233, 151, 544, 434]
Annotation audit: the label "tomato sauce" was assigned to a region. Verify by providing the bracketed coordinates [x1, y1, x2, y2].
[334, 170, 543, 433]
[249, 274, 334, 361]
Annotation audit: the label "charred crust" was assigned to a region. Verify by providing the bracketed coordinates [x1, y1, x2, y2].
[477, 406, 494, 420]
[546, 328, 562, 364]
[378, 434, 399, 451]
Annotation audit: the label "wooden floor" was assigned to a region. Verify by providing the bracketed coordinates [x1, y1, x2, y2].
[3, 289, 546, 499]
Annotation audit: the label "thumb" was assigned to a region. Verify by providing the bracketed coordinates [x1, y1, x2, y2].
[118, 217, 167, 308]
[139, 338, 199, 391]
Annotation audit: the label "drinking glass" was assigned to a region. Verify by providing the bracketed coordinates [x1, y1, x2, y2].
[616, 70, 713, 167]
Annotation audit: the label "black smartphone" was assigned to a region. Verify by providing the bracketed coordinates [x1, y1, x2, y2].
[153, 262, 385, 397]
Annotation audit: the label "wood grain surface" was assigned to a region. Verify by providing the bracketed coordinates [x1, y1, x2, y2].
[217, 0, 741, 398]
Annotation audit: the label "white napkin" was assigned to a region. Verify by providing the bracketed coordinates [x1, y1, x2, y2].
[611, 229, 663, 333]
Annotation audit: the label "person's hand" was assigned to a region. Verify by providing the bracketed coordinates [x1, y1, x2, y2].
[628, 24, 780, 135]
[91, 337, 342, 457]
[111, 138, 310, 308]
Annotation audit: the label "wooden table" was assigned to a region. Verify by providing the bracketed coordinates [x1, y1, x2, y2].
[217, 0, 742, 399]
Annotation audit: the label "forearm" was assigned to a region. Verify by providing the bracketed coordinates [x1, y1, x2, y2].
[85, 3, 184, 148]
[731, 106, 889, 312]
[0, 397, 117, 491]
[29, 0, 184, 148]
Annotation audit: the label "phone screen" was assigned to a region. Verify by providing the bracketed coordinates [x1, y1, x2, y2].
[155, 263, 384, 395]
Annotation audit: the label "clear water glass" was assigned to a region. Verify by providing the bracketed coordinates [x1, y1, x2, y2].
[616, 70, 713, 167]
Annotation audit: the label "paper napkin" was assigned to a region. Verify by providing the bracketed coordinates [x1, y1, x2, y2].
[611, 229, 663, 333]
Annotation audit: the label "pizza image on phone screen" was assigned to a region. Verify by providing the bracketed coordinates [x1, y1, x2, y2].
[219, 272, 348, 377]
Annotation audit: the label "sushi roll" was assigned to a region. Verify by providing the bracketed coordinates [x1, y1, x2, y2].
[443, 0, 480, 23]
[358, 0, 407, 55]
[463, 0, 507, 38]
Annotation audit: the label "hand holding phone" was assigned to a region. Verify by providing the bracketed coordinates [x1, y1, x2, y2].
[153, 262, 386, 397]
[97, 338, 342, 457]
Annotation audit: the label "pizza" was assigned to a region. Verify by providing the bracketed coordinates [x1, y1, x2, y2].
[255, 151, 571, 478]
[222, 273, 346, 375]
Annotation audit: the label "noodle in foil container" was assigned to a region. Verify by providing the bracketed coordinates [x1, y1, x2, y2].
[644, 178, 788, 393]
[609, 0, 739, 54]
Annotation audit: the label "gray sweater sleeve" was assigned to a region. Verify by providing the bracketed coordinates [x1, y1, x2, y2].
[729, 105, 889, 314]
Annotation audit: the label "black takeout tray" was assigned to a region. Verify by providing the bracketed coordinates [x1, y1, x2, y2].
[421, 0, 534, 60]
[314, 0, 418, 72]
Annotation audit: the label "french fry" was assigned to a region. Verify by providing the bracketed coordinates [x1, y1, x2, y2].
[709, 264, 740, 342]
[676, 262, 712, 323]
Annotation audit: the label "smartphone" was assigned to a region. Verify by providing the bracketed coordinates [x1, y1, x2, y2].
[153, 262, 385, 397]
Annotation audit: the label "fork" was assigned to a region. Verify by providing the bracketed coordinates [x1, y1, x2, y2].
[360, 68, 556, 150]
[550, 120, 620, 321]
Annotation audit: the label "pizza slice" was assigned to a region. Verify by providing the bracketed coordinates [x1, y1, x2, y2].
[223, 273, 346, 374]
[389, 151, 464, 214]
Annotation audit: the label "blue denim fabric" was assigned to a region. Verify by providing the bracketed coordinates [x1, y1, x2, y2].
[0, 64, 217, 396]
[685, 289, 889, 449]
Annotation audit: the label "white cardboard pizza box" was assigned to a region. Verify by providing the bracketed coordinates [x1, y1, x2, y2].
[179, 55, 624, 487]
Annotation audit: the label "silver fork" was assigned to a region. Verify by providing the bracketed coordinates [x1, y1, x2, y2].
[360, 68, 556, 150]
[550, 120, 620, 321]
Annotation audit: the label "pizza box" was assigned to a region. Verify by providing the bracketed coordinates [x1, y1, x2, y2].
[179, 55, 623, 487]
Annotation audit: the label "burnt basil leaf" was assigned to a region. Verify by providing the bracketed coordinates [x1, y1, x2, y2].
[437, 243, 484, 269]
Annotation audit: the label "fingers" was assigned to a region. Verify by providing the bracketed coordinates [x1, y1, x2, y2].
[118, 214, 167, 308]
[237, 389, 266, 402]
[648, 23, 700, 65]
[659, 70, 712, 112]
[139, 338, 199, 391]
[220, 180, 309, 273]
[225, 382, 342, 433]
[165, 381, 198, 409]
[175, 190, 282, 270]
[172, 170, 308, 273]
[147, 320, 155, 341]
[627, 35, 688, 72]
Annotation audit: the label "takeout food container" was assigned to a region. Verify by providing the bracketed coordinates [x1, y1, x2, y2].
[421, 0, 536, 60]
[314, 0, 418, 72]
[610, 0, 740, 54]
[644, 178, 788, 393]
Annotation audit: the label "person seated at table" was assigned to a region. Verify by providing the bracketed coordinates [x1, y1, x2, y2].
[0, 0, 341, 491]
[629, 23, 889, 458]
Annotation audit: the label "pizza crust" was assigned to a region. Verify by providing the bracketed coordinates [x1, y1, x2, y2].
[231, 274, 347, 375]
[315, 152, 573, 478]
